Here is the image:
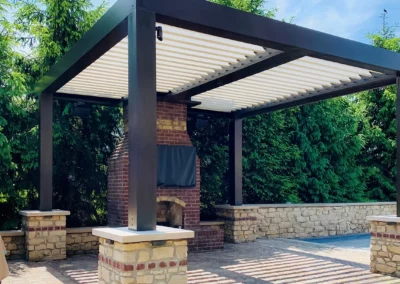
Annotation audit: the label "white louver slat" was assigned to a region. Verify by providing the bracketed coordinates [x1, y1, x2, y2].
[192, 57, 389, 112]
[57, 24, 392, 113]
[58, 23, 279, 104]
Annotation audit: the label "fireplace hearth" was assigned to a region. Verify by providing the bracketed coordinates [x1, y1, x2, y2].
[157, 201, 183, 228]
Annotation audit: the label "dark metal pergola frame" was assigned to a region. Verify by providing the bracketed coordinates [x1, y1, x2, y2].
[34, 0, 400, 230]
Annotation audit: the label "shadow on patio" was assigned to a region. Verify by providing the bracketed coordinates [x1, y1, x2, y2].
[4, 239, 400, 284]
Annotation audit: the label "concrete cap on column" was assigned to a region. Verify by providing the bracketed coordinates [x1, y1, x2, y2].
[19, 210, 71, 217]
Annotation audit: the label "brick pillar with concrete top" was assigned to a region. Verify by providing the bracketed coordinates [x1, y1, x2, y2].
[20, 210, 70, 261]
[368, 215, 400, 277]
[93, 226, 194, 284]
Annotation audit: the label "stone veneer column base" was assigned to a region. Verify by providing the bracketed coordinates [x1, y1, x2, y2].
[19, 210, 70, 261]
[215, 205, 258, 243]
[367, 215, 400, 277]
[93, 226, 194, 284]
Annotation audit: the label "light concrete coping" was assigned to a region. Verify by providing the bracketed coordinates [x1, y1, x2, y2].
[92, 226, 194, 243]
[215, 202, 396, 210]
[66, 226, 106, 234]
[199, 221, 225, 226]
[366, 215, 400, 223]
[0, 230, 24, 237]
[19, 210, 71, 217]
[214, 205, 260, 210]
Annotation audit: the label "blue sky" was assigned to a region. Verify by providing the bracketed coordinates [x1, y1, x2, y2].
[264, 0, 400, 44]
[96, 0, 399, 45]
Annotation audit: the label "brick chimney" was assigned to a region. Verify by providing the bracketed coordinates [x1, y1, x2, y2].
[107, 101, 201, 229]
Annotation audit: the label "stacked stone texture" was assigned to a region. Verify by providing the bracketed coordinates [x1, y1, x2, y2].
[22, 215, 67, 261]
[370, 221, 400, 276]
[66, 230, 99, 256]
[108, 101, 223, 251]
[98, 238, 188, 284]
[217, 203, 395, 243]
[1, 233, 25, 260]
[216, 207, 258, 243]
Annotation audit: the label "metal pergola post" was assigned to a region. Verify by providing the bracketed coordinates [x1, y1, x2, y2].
[397, 76, 400, 217]
[229, 119, 243, 206]
[39, 93, 53, 211]
[127, 7, 157, 231]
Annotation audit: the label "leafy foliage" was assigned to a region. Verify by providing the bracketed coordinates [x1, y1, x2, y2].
[292, 100, 365, 203]
[0, 0, 36, 229]
[0, 0, 122, 229]
[355, 13, 400, 201]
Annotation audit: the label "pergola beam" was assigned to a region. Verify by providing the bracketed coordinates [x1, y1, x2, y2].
[34, 0, 133, 95]
[142, 0, 400, 73]
[188, 109, 234, 119]
[235, 76, 396, 119]
[54, 93, 123, 106]
[169, 49, 308, 102]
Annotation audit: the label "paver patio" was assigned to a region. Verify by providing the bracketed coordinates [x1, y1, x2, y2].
[3, 238, 400, 284]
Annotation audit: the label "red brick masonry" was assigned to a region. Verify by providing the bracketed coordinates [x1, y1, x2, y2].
[108, 101, 224, 252]
[26, 226, 66, 232]
[371, 232, 400, 239]
[219, 216, 257, 222]
[98, 254, 187, 272]
[189, 226, 224, 252]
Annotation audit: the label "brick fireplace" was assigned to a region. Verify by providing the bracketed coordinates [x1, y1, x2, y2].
[107, 101, 223, 251]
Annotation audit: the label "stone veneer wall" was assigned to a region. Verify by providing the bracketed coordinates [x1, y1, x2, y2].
[216, 202, 396, 243]
[98, 238, 188, 284]
[21, 214, 67, 261]
[0, 231, 25, 260]
[216, 206, 258, 243]
[2, 227, 102, 260]
[370, 221, 400, 276]
[66, 227, 102, 256]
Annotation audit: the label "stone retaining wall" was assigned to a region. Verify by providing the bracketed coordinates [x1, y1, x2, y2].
[216, 202, 395, 243]
[1, 227, 103, 260]
[0, 231, 25, 260]
[66, 227, 102, 256]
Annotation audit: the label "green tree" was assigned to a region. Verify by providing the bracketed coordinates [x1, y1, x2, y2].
[209, 0, 276, 17]
[191, 0, 367, 219]
[356, 13, 400, 201]
[292, 100, 365, 202]
[10, 0, 122, 227]
[0, 0, 36, 229]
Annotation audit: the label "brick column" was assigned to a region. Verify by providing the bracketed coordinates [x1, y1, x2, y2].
[20, 210, 70, 261]
[368, 216, 400, 277]
[215, 205, 258, 243]
[94, 227, 193, 284]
